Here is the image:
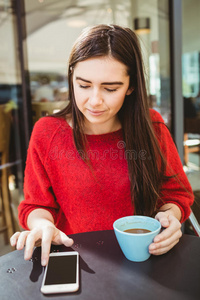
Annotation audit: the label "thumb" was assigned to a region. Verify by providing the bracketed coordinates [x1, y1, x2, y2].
[155, 212, 170, 228]
[159, 215, 170, 228]
[59, 231, 74, 247]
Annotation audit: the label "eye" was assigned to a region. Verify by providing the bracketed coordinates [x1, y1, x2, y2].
[79, 85, 90, 89]
[105, 88, 117, 92]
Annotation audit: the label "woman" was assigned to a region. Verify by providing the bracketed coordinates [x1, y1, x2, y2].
[10, 24, 193, 266]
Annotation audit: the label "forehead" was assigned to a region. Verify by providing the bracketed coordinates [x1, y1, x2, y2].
[73, 56, 129, 80]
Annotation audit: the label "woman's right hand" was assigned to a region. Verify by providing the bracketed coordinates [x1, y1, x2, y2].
[10, 223, 74, 266]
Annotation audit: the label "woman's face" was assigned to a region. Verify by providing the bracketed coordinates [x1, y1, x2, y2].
[73, 56, 133, 134]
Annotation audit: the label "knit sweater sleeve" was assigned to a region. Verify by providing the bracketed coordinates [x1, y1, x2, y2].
[18, 117, 61, 230]
[150, 109, 194, 222]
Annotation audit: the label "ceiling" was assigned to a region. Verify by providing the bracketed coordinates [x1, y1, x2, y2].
[24, 0, 132, 36]
[1, 0, 199, 83]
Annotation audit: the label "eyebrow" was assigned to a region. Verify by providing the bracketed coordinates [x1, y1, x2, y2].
[75, 76, 124, 85]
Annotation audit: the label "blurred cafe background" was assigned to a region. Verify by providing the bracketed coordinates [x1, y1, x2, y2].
[0, 0, 200, 255]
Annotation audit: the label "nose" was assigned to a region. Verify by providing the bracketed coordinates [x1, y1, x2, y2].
[89, 88, 103, 107]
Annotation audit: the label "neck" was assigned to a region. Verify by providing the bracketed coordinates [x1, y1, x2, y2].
[83, 118, 122, 135]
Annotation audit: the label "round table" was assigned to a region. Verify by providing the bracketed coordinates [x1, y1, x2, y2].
[0, 230, 199, 300]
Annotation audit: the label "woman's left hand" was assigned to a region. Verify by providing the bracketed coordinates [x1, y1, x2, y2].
[149, 211, 182, 255]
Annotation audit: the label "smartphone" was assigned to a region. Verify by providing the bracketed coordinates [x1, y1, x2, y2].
[41, 251, 79, 294]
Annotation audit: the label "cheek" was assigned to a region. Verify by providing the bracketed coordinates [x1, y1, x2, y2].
[110, 92, 126, 109]
[73, 87, 83, 108]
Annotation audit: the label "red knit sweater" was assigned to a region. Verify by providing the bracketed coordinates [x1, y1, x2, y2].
[18, 109, 194, 234]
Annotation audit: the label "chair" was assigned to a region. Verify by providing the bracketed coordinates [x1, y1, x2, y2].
[188, 190, 200, 237]
[189, 211, 200, 237]
[31, 101, 69, 124]
[184, 190, 200, 237]
[0, 104, 14, 244]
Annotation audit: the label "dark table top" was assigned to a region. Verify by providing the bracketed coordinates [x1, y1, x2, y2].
[0, 230, 200, 300]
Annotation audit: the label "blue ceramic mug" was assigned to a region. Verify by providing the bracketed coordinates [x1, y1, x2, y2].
[113, 216, 161, 262]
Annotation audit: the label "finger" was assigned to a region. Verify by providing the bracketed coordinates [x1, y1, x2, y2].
[16, 231, 30, 250]
[24, 231, 41, 261]
[10, 232, 21, 247]
[52, 230, 74, 247]
[149, 239, 180, 255]
[149, 230, 182, 253]
[41, 227, 55, 266]
[154, 217, 181, 243]
[59, 232, 74, 247]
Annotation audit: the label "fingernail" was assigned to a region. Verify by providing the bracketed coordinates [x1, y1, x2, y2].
[42, 259, 47, 266]
[17, 245, 21, 250]
[24, 249, 31, 260]
[149, 249, 155, 254]
[154, 237, 160, 242]
[149, 245, 156, 250]
[24, 254, 29, 260]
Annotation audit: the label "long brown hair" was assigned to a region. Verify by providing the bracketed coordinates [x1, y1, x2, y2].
[55, 24, 168, 216]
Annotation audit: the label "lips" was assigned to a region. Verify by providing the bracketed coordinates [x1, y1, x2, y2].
[87, 109, 105, 116]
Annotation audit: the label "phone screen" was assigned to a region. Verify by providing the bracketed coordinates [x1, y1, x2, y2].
[44, 255, 77, 285]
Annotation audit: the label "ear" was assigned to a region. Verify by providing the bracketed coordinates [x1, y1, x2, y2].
[126, 87, 134, 96]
